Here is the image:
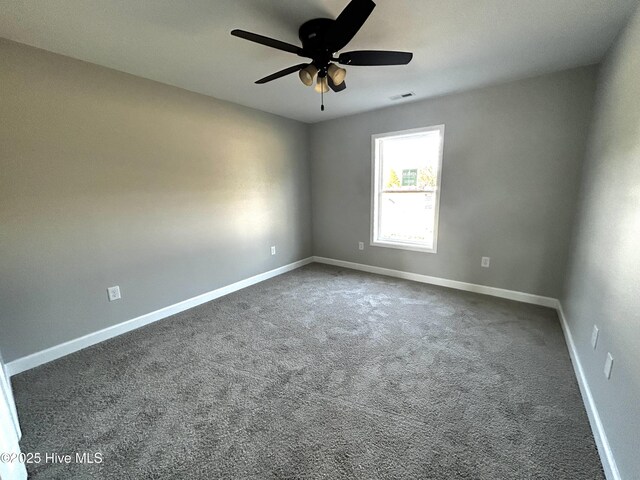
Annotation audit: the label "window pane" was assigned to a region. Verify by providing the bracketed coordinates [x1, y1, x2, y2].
[375, 128, 442, 250]
[379, 191, 436, 248]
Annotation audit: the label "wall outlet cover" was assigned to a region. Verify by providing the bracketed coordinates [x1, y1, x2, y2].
[107, 286, 121, 302]
[604, 352, 614, 379]
[481, 257, 490, 268]
[358, 242, 364, 250]
[591, 325, 599, 349]
[270, 246, 276, 255]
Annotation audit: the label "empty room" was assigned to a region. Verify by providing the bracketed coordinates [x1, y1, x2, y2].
[1, 0, 639, 479]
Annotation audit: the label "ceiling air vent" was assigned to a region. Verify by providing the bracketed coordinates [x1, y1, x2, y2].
[390, 92, 415, 101]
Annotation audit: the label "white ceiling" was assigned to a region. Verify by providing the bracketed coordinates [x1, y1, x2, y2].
[0, 0, 636, 123]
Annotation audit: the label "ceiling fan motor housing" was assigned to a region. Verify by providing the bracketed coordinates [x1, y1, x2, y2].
[299, 18, 336, 66]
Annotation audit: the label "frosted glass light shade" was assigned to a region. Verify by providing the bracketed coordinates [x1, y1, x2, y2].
[327, 64, 346, 85]
[299, 65, 318, 86]
[314, 76, 329, 93]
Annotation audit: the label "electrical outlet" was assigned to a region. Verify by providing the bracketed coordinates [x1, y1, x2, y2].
[591, 325, 599, 350]
[270, 246, 276, 255]
[481, 257, 490, 268]
[358, 242, 364, 250]
[604, 353, 614, 379]
[107, 286, 121, 302]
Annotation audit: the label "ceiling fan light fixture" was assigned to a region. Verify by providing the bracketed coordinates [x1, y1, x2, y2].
[232, 0, 414, 108]
[299, 64, 318, 86]
[327, 64, 347, 85]
[314, 76, 329, 93]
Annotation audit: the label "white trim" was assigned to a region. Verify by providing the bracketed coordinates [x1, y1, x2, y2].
[312, 256, 557, 307]
[4, 255, 619, 478]
[0, 382, 27, 480]
[370, 125, 445, 254]
[556, 303, 621, 480]
[0, 352, 20, 439]
[0, 256, 622, 480]
[6, 257, 313, 377]
[369, 239, 438, 254]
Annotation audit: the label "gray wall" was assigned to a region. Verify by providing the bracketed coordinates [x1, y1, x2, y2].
[562, 6, 640, 479]
[0, 39, 312, 362]
[310, 66, 598, 298]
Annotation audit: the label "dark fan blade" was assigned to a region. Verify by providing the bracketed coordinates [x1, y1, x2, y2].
[326, 0, 376, 53]
[255, 63, 308, 84]
[328, 77, 347, 92]
[231, 29, 304, 56]
[338, 50, 413, 66]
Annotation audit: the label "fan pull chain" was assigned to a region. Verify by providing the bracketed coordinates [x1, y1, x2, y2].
[321, 88, 325, 111]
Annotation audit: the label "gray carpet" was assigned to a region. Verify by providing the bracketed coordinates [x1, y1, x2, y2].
[13, 263, 604, 479]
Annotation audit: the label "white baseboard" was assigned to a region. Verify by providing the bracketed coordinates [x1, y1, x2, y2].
[5, 254, 619, 479]
[313, 256, 618, 478]
[556, 303, 621, 480]
[6, 257, 313, 377]
[312, 256, 558, 308]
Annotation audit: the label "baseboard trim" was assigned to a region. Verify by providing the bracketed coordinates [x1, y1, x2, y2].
[556, 303, 621, 480]
[312, 256, 618, 477]
[6, 257, 313, 377]
[312, 256, 558, 308]
[5, 255, 619, 479]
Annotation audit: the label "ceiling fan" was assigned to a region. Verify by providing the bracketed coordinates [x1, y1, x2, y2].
[231, 0, 413, 110]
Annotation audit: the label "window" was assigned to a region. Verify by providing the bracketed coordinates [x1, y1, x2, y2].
[371, 125, 444, 253]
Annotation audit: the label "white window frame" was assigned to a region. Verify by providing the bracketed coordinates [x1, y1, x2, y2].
[370, 125, 445, 254]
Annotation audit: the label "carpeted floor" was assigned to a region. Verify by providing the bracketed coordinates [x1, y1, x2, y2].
[13, 263, 604, 479]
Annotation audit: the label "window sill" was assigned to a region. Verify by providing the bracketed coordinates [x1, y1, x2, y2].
[370, 239, 437, 254]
